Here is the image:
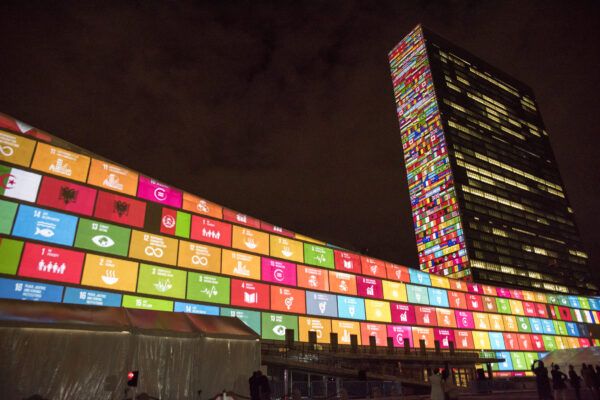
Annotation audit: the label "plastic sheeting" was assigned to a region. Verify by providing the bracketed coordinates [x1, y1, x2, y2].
[541, 347, 600, 369]
[0, 300, 260, 399]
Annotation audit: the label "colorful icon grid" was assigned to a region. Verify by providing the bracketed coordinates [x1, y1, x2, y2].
[0, 112, 599, 377]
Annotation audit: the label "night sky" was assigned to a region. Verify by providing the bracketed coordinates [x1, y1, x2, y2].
[0, 2, 598, 279]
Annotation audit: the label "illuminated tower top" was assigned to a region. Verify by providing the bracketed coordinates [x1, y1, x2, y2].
[389, 25, 595, 294]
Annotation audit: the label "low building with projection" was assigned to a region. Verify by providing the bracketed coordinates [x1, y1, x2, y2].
[0, 110, 598, 382]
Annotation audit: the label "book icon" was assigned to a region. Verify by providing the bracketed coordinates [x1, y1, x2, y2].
[244, 292, 257, 304]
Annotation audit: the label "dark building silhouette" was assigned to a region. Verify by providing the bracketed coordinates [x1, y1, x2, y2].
[389, 25, 595, 294]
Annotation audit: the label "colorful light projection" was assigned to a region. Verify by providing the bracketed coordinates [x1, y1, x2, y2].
[0, 113, 599, 376]
[388, 25, 469, 277]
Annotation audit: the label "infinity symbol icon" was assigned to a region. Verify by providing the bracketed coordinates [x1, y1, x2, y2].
[0, 146, 14, 157]
[144, 246, 164, 258]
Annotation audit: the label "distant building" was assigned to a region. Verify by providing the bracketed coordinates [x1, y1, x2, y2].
[389, 25, 595, 294]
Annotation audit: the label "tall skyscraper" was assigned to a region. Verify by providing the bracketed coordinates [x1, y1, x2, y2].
[389, 25, 595, 294]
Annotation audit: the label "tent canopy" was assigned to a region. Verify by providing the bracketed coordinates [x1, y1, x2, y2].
[541, 347, 600, 368]
[0, 299, 259, 340]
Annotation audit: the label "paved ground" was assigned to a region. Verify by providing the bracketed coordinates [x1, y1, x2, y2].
[398, 387, 600, 400]
[457, 387, 598, 400]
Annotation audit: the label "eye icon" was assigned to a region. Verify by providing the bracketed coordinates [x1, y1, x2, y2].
[92, 235, 115, 248]
[272, 325, 286, 336]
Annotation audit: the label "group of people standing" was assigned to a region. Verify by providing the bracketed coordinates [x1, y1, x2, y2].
[532, 360, 600, 400]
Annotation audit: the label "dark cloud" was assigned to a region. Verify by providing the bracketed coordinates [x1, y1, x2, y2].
[0, 1, 598, 274]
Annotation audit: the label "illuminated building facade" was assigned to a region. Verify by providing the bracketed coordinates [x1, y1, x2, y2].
[0, 111, 599, 377]
[389, 26, 595, 294]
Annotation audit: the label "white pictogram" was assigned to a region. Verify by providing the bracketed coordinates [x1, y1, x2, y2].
[273, 269, 285, 282]
[318, 301, 327, 314]
[202, 228, 221, 240]
[396, 334, 404, 345]
[281, 247, 293, 257]
[0, 145, 14, 157]
[92, 235, 115, 248]
[101, 269, 119, 285]
[284, 297, 294, 310]
[162, 215, 176, 229]
[35, 227, 55, 238]
[343, 260, 353, 269]
[153, 279, 172, 293]
[145, 246, 164, 258]
[191, 255, 208, 266]
[103, 174, 123, 190]
[342, 330, 350, 342]
[315, 254, 326, 264]
[154, 187, 167, 201]
[272, 325, 286, 336]
[49, 158, 72, 176]
[339, 280, 348, 292]
[244, 292, 257, 304]
[244, 238, 257, 249]
[37, 260, 66, 274]
[197, 200, 209, 213]
[201, 286, 219, 298]
[233, 261, 250, 276]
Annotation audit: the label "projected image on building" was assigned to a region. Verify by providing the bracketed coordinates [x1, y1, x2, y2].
[0, 112, 598, 377]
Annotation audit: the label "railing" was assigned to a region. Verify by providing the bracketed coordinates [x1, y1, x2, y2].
[261, 340, 498, 363]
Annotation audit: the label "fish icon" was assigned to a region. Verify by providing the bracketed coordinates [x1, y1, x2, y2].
[35, 227, 55, 238]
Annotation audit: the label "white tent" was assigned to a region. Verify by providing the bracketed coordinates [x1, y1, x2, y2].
[540, 347, 600, 370]
[0, 299, 260, 400]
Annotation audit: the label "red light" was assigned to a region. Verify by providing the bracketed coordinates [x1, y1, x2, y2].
[127, 370, 139, 387]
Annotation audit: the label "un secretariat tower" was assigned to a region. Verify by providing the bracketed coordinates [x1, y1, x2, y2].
[389, 25, 595, 295]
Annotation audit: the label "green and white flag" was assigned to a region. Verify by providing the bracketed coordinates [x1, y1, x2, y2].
[0, 164, 41, 202]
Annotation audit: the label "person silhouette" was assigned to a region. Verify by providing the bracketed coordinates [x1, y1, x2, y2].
[531, 360, 552, 400]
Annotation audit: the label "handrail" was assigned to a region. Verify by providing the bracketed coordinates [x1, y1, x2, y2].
[260, 340, 501, 362]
